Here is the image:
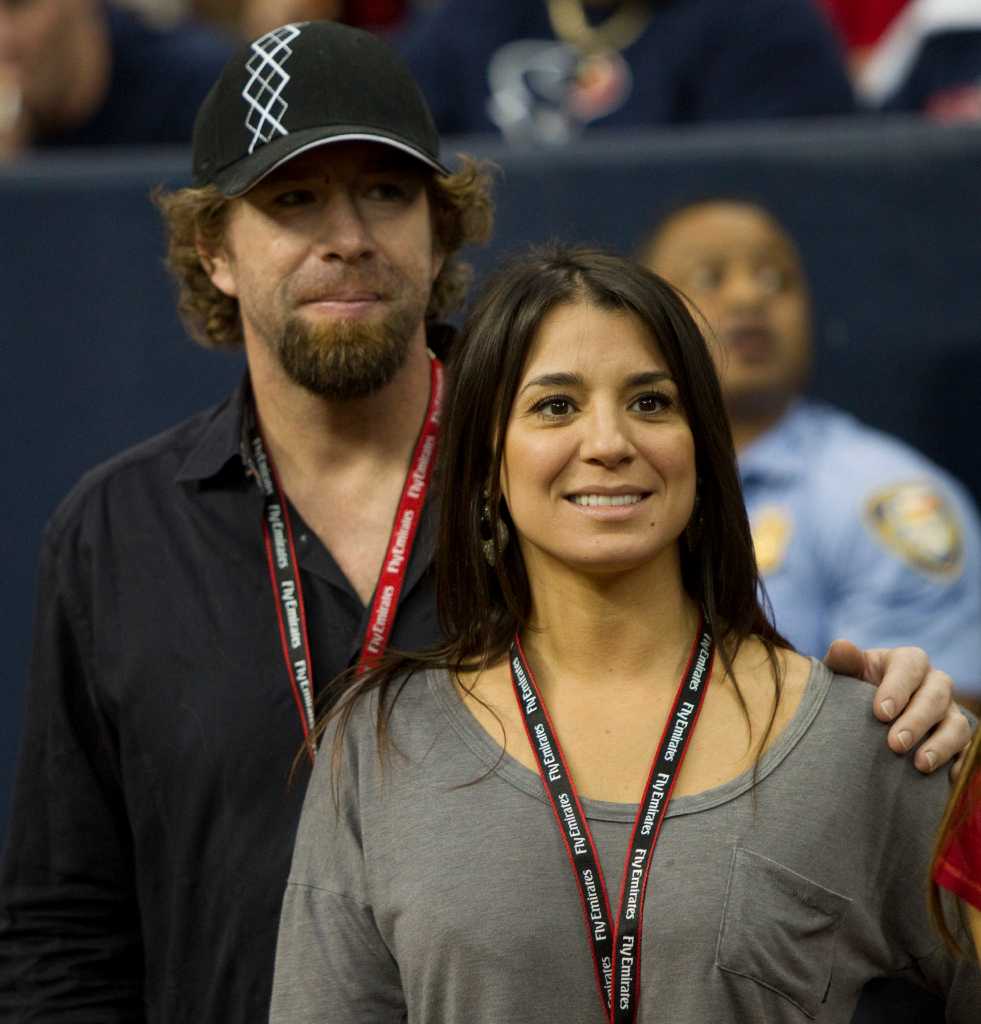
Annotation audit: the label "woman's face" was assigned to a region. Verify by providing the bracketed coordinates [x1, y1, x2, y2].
[501, 299, 696, 581]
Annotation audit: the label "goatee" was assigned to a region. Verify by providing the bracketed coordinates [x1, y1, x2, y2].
[275, 309, 417, 401]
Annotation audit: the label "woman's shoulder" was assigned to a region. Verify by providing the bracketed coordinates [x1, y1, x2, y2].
[317, 663, 472, 791]
[799, 662, 953, 810]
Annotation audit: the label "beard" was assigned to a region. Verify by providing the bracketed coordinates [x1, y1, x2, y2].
[273, 301, 420, 401]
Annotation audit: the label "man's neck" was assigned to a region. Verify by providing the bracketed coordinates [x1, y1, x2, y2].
[247, 328, 434, 489]
[244, 326, 437, 603]
[728, 400, 792, 454]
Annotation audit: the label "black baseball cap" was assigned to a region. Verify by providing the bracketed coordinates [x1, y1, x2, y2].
[192, 20, 448, 197]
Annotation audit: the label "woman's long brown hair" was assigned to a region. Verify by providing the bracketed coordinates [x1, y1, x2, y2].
[316, 245, 792, 786]
[929, 725, 981, 954]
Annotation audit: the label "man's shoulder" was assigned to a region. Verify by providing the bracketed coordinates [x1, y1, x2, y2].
[46, 396, 237, 547]
[796, 402, 979, 571]
[800, 402, 971, 501]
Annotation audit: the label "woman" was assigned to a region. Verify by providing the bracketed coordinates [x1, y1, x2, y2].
[269, 247, 980, 1021]
[932, 726, 981, 961]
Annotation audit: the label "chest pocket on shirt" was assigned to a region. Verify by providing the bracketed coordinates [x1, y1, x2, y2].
[715, 847, 852, 1018]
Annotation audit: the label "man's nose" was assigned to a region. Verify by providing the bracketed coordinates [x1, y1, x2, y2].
[722, 266, 767, 310]
[316, 191, 374, 263]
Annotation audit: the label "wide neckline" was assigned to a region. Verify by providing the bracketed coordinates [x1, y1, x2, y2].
[427, 657, 832, 823]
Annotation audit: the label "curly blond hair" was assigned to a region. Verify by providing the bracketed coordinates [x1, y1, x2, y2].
[154, 157, 494, 350]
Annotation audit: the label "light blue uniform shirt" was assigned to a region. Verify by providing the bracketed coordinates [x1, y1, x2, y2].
[739, 400, 981, 696]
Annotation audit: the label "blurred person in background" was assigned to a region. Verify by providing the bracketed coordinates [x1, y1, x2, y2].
[0, 0, 232, 159]
[238, 0, 406, 38]
[186, 0, 409, 39]
[641, 199, 981, 704]
[818, 0, 911, 75]
[396, 0, 856, 143]
[821, 0, 981, 119]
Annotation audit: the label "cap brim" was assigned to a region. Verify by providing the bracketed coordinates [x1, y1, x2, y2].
[211, 125, 450, 196]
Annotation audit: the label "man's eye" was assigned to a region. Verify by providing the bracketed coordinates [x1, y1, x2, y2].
[689, 264, 723, 291]
[756, 264, 789, 294]
[273, 189, 315, 207]
[366, 181, 411, 202]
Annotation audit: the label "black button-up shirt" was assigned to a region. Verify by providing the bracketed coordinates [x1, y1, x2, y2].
[0, 379, 441, 1021]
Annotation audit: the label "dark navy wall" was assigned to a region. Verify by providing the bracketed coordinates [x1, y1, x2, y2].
[3, 119, 981, 845]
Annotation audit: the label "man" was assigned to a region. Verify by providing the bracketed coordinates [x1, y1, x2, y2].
[0, 0, 232, 159]
[641, 199, 981, 699]
[0, 22, 968, 1023]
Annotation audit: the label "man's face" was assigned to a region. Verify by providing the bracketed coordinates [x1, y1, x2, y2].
[643, 202, 812, 424]
[204, 142, 444, 400]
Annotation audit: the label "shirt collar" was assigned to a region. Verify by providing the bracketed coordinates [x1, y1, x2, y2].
[174, 324, 456, 487]
[737, 399, 813, 484]
[175, 375, 252, 485]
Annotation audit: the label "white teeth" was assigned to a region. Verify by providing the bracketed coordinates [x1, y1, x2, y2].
[570, 494, 644, 507]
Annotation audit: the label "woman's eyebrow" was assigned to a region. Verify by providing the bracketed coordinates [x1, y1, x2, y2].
[626, 371, 674, 387]
[519, 372, 583, 394]
[519, 370, 675, 394]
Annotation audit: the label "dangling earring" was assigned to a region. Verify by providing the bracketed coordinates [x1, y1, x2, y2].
[480, 493, 510, 566]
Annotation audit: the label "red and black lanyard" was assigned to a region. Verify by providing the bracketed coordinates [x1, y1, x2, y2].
[509, 615, 714, 1023]
[246, 355, 444, 757]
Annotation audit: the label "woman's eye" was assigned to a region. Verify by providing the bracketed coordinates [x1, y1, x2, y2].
[631, 392, 671, 414]
[532, 396, 574, 419]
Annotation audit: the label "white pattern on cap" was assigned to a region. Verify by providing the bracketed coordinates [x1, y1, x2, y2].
[242, 24, 302, 154]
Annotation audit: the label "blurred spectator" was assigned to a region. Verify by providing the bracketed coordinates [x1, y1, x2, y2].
[178, 0, 408, 37]
[818, 0, 910, 71]
[238, 0, 406, 39]
[0, 0, 233, 159]
[823, 0, 981, 118]
[397, 0, 856, 143]
[641, 199, 981, 696]
[864, 0, 981, 118]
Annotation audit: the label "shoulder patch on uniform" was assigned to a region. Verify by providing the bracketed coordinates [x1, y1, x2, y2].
[752, 505, 793, 575]
[864, 482, 964, 579]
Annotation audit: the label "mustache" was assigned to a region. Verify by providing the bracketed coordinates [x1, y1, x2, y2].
[288, 267, 399, 304]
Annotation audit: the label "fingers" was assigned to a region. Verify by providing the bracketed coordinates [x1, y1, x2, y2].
[887, 671, 970, 772]
[824, 641, 930, 721]
[866, 646, 929, 723]
[821, 639, 866, 682]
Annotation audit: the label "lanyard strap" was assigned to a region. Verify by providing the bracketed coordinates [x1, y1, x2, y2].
[509, 616, 714, 1023]
[246, 355, 444, 755]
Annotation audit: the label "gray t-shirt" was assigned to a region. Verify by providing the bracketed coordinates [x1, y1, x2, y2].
[270, 661, 981, 1022]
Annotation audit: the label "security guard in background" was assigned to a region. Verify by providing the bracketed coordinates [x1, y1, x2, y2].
[642, 200, 981, 700]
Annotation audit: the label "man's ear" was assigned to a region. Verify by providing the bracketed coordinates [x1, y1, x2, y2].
[431, 245, 445, 285]
[196, 235, 238, 298]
